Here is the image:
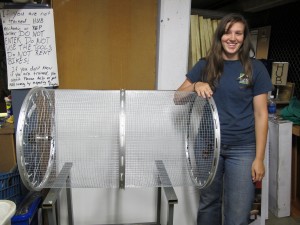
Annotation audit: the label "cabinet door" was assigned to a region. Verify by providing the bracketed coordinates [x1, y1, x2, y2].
[53, 0, 157, 90]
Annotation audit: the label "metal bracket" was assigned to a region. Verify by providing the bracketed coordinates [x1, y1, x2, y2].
[119, 89, 126, 189]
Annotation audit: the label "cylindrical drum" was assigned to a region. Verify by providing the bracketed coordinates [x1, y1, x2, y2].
[16, 87, 220, 191]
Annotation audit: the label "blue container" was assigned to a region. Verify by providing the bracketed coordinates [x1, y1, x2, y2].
[11, 193, 41, 225]
[0, 170, 22, 204]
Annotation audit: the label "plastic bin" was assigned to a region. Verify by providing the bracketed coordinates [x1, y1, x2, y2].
[0, 200, 16, 225]
[0, 170, 21, 205]
[11, 192, 41, 225]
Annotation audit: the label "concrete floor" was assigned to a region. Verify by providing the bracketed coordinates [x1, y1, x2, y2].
[266, 212, 300, 225]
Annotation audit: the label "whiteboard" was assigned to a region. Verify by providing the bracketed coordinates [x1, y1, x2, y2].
[0, 8, 59, 89]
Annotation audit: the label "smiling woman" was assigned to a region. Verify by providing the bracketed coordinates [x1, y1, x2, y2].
[221, 22, 244, 60]
[177, 13, 273, 225]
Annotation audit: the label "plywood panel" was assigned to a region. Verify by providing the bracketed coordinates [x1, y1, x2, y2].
[52, 0, 157, 90]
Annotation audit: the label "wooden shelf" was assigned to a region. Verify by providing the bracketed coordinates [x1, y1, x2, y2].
[293, 125, 300, 137]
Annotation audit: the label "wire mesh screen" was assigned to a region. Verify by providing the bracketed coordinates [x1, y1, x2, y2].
[16, 88, 220, 191]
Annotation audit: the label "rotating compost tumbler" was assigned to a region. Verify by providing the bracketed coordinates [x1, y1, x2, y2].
[16, 87, 220, 191]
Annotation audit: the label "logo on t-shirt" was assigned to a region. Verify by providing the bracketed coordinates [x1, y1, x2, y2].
[237, 73, 249, 86]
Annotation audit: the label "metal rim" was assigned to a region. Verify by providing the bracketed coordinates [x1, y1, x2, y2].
[205, 97, 220, 187]
[16, 87, 55, 191]
[185, 94, 220, 189]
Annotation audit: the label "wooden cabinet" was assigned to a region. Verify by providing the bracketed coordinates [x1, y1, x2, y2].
[0, 122, 16, 172]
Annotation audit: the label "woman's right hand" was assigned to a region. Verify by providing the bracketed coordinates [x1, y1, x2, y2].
[194, 82, 213, 98]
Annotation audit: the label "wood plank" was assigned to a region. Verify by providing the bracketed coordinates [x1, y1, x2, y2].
[190, 15, 197, 66]
[293, 125, 300, 137]
[190, 15, 201, 66]
[52, 0, 157, 90]
[195, 16, 201, 61]
[206, 18, 213, 50]
[212, 19, 218, 33]
[203, 18, 211, 55]
[198, 16, 206, 57]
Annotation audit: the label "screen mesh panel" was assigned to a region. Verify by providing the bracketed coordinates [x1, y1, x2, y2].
[16, 88, 220, 191]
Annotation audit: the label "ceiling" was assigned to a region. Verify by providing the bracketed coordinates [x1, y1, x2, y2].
[191, 0, 299, 13]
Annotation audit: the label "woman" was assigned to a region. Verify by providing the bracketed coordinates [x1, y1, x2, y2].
[177, 13, 273, 225]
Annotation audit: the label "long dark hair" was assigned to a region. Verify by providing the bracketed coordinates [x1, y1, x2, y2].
[203, 13, 255, 89]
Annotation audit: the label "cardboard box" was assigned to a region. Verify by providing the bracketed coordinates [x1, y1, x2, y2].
[268, 119, 293, 217]
[275, 82, 295, 104]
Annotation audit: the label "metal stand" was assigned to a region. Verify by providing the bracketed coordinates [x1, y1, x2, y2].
[155, 160, 178, 225]
[42, 161, 177, 225]
[42, 162, 74, 225]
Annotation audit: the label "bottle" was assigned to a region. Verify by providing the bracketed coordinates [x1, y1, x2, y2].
[268, 95, 277, 119]
[4, 96, 13, 118]
[4, 96, 14, 123]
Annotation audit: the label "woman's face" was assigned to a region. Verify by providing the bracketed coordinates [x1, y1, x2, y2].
[221, 21, 245, 60]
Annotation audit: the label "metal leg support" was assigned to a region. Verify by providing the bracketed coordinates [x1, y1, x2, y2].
[66, 177, 74, 225]
[155, 160, 178, 225]
[43, 161, 176, 225]
[42, 162, 73, 225]
[167, 204, 175, 225]
[43, 201, 58, 225]
[156, 186, 161, 225]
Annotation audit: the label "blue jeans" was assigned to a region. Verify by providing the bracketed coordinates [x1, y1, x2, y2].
[197, 144, 256, 225]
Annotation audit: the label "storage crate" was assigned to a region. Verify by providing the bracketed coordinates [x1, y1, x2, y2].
[11, 192, 42, 225]
[0, 170, 22, 204]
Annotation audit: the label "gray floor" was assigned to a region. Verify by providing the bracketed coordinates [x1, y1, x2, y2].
[266, 212, 300, 225]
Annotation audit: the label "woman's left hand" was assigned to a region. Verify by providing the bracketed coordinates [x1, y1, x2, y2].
[251, 158, 265, 182]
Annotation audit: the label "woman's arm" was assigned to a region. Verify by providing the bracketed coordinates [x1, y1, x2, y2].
[252, 93, 269, 182]
[177, 79, 195, 92]
[177, 78, 213, 98]
[174, 78, 213, 105]
[173, 79, 195, 105]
